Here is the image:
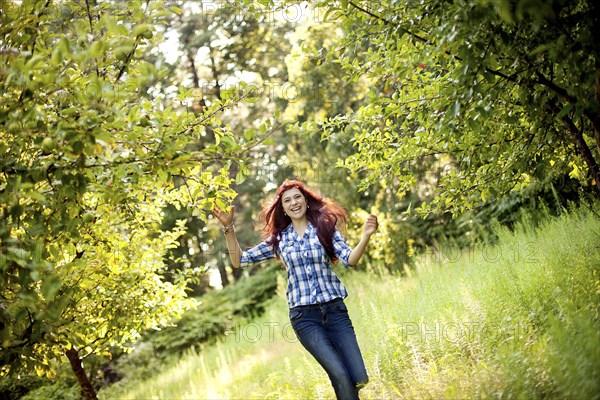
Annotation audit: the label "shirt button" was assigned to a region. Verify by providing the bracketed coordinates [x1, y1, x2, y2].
[303, 252, 308, 257]
[307, 267, 312, 272]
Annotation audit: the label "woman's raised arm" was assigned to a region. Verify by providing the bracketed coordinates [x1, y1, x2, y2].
[348, 214, 378, 266]
[212, 205, 242, 268]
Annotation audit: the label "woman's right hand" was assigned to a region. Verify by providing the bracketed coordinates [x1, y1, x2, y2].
[212, 205, 235, 227]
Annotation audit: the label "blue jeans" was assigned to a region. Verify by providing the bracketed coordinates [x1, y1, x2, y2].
[289, 298, 369, 400]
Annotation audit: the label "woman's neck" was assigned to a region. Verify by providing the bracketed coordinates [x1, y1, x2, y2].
[291, 217, 308, 237]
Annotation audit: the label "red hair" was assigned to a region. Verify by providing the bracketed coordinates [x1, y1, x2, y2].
[259, 179, 348, 263]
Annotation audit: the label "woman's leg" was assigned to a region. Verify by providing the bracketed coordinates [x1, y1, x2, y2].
[291, 306, 360, 400]
[323, 300, 369, 390]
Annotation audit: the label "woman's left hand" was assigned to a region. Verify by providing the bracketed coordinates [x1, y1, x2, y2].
[363, 214, 378, 238]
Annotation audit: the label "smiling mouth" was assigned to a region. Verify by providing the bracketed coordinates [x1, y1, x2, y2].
[290, 206, 302, 212]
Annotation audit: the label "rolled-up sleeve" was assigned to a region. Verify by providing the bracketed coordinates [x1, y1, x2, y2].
[240, 241, 276, 267]
[332, 229, 353, 267]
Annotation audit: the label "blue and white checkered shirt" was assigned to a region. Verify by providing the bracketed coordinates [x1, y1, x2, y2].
[240, 222, 354, 308]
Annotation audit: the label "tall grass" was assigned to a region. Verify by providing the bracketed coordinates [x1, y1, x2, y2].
[100, 205, 600, 399]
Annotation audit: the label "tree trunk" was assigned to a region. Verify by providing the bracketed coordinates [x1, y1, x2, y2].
[594, 67, 600, 154]
[207, 43, 221, 101]
[65, 347, 98, 400]
[230, 191, 244, 282]
[217, 259, 230, 287]
[231, 263, 244, 281]
[592, 1, 600, 153]
[562, 112, 600, 194]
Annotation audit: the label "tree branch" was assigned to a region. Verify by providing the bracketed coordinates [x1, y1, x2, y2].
[347, 0, 524, 85]
[348, 1, 428, 44]
[548, 99, 600, 193]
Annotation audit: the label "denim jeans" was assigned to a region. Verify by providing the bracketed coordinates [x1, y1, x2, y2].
[289, 298, 369, 400]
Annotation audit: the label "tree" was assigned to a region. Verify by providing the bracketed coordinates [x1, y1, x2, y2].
[277, 14, 474, 272]
[277, 19, 416, 272]
[286, 0, 599, 216]
[161, 0, 295, 286]
[0, 1, 257, 398]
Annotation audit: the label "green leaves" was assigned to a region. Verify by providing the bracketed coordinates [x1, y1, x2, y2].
[310, 0, 598, 217]
[40, 275, 62, 302]
[0, 0, 255, 383]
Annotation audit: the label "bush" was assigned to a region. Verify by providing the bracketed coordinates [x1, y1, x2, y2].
[145, 264, 279, 355]
[20, 381, 80, 400]
[98, 264, 280, 393]
[0, 374, 45, 400]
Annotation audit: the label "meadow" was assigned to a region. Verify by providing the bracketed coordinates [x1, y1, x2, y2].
[99, 205, 600, 399]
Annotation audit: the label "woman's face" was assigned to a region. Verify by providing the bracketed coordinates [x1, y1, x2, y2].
[281, 187, 307, 220]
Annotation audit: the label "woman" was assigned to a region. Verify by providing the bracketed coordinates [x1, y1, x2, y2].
[212, 179, 378, 400]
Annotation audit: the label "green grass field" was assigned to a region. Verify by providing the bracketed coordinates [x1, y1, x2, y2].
[100, 206, 600, 399]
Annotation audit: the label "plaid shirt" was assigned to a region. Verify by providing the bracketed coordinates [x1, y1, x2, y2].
[240, 222, 354, 308]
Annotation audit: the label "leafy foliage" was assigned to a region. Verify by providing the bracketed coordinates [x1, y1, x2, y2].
[284, 0, 600, 216]
[144, 264, 279, 355]
[146, 0, 295, 288]
[0, 0, 260, 390]
[0, 372, 46, 400]
[88, 265, 279, 398]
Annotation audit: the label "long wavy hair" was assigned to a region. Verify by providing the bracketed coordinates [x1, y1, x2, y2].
[259, 179, 348, 263]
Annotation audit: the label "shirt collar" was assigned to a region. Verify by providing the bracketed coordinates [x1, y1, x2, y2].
[282, 221, 313, 236]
